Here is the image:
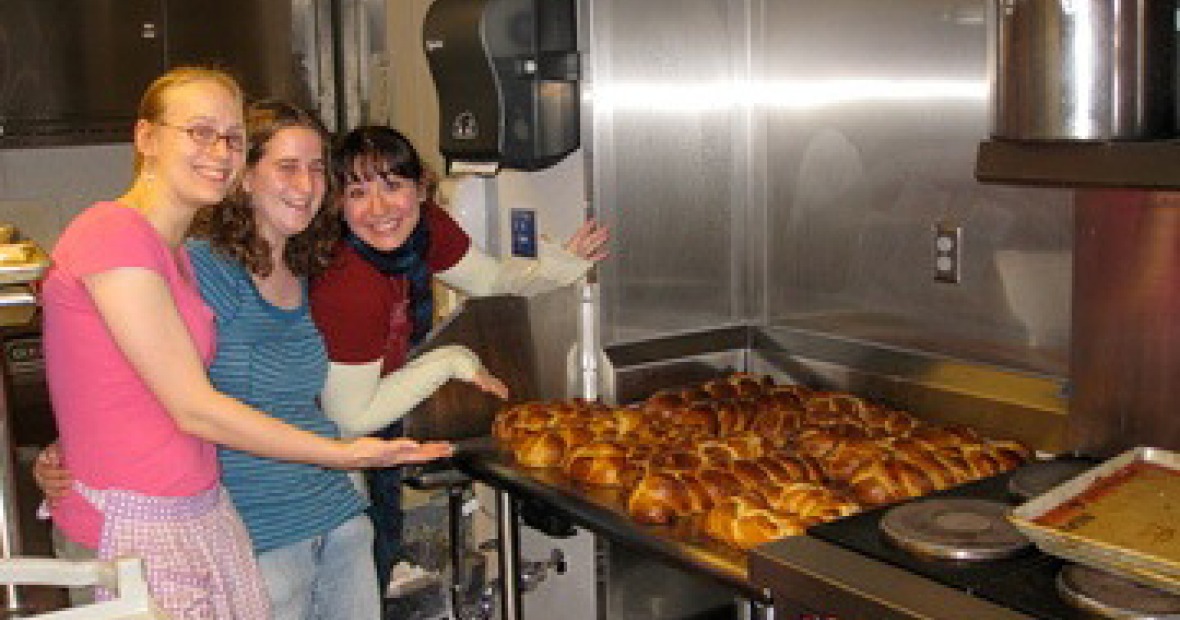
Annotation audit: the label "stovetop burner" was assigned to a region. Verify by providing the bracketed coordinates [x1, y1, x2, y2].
[1057, 564, 1180, 619]
[880, 498, 1032, 561]
[808, 457, 1100, 619]
[1008, 458, 1096, 501]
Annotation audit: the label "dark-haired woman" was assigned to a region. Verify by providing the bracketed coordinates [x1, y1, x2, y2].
[188, 102, 511, 618]
[311, 125, 610, 591]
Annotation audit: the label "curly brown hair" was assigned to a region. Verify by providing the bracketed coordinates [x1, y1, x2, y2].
[190, 100, 339, 277]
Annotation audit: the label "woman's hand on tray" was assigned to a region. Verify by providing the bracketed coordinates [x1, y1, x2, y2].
[387, 438, 456, 464]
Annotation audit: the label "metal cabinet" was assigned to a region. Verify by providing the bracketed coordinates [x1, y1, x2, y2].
[165, 0, 316, 111]
[0, 0, 326, 147]
[0, 0, 165, 146]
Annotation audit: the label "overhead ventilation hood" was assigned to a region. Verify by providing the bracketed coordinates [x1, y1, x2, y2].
[976, 0, 1179, 189]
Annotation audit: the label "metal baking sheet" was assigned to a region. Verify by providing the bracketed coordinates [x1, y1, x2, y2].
[1009, 447, 1180, 595]
[0, 286, 35, 307]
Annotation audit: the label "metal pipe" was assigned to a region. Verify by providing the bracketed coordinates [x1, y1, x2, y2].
[740, 598, 774, 620]
[495, 489, 522, 620]
[448, 483, 466, 617]
[0, 372, 26, 614]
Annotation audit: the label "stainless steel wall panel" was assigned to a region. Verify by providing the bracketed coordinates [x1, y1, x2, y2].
[759, 0, 1074, 373]
[333, 0, 387, 128]
[600, 326, 751, 404]
[587, 0, 752, 344]
[292, 0, 338, 130]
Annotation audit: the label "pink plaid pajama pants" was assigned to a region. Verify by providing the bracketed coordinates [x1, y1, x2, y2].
[77, 483, 271, 619]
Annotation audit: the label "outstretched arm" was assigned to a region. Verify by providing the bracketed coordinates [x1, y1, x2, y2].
[437, 220, 610, 297]
[321, 345, 508, 438]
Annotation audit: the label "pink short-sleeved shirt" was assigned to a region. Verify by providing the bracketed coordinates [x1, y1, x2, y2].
[41, 202, 219, 549]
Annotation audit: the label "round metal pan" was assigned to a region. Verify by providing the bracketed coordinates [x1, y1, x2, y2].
[880, 498, 1031, 561]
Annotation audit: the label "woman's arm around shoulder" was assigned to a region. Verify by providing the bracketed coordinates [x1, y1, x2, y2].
[84, 267, 431, 469]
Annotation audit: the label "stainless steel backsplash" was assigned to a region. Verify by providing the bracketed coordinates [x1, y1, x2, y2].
[587, 0, 1074, 379]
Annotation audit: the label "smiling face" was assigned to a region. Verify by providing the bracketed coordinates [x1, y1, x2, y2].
[140, 79, 246, 209]
[340, 160, 424, 252]
[243, 126, 327, 245]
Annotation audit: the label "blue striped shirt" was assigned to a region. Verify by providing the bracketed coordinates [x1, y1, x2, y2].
[189, 240, 366, 553]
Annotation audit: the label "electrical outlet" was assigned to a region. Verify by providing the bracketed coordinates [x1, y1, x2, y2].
[510, 209, 538, 258]
[934, 223, 962, 283]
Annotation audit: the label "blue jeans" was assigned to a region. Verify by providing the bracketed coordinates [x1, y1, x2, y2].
[367, 419, 407, 589]
[366, 464, 404, 590]
[256, 514, 381, 620]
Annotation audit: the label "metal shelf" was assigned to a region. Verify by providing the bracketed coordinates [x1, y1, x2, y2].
[976, 139, 1180, 190]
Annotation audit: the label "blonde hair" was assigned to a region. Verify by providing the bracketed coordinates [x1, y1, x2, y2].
[133, 66, 244, 173]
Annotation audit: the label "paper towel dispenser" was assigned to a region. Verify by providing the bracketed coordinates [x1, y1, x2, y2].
[424, 0, 579, 174]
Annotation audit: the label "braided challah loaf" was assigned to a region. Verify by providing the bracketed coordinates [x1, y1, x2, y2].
[627, 471, 711, 524]
[563, 442, 632, 487]
[512, 432, 567, 469]
[751, 452, 826, 485]
[694, 468, 746, 504]
[704, 493, 808, 550]
[821, 436, 892, 481]
[847, 456, 937, 506]
[765, 482, 862, 520]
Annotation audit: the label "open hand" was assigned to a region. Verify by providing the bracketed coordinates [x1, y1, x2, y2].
[33, 443, 72, 505]
[563, 220, 610, 262]
[384, 438, 455, 464]
[344, 437, 411, 468]
[468, 369, 509, 399]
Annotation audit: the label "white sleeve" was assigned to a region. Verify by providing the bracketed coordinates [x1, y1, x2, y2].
[321, 345, 483, 438]
[436, 239, 592, 298]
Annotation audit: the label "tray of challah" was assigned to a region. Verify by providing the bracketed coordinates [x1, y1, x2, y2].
[469, 373, 1033, 588]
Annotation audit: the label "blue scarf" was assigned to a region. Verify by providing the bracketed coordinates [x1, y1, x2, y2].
[344, 218, 433, 347]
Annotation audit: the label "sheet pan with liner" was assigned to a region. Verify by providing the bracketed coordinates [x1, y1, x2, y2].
[1009, 447, 1180, 595]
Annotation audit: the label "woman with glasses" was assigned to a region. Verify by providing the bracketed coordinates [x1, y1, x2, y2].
[40, 66, 444, 618]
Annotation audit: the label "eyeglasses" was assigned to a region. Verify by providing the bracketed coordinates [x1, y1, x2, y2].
[156, 121, 247, 153]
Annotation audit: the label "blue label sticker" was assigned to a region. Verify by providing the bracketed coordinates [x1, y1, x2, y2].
[510, 209, 538, 258]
